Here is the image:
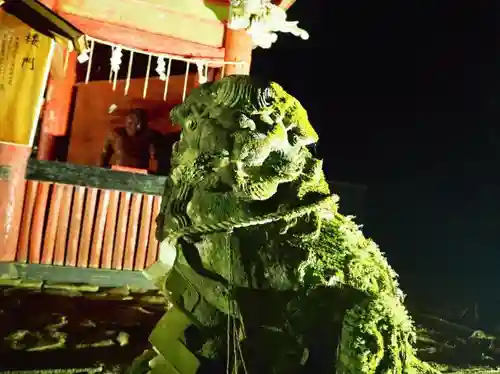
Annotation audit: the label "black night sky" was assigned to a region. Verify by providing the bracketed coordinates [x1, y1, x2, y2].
[253, 1, 500, 316]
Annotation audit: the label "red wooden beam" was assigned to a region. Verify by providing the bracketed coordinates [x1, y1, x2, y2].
[38, 0, 58, 9]
[60, 12, 225, 59]
[276, 0, 296, 10]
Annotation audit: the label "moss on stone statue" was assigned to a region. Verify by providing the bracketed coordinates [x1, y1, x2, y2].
[135, 75, 439, 374]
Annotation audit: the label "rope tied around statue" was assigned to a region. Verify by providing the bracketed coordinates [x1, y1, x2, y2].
[142, 199, 370, 374]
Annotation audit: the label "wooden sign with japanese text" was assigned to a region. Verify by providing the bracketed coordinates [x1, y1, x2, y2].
[0, 9, 54, 146]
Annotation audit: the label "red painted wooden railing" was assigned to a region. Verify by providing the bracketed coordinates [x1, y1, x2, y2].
[15, 181, 161, 271]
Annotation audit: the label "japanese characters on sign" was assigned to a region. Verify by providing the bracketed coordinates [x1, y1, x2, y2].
[0, 30, 18, 91]
[0, 9, 54, 146]
[21, 32, 40, 71]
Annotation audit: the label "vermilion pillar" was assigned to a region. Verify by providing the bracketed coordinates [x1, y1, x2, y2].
[0, 143, 30, 261]
[38, 50, 77, 160]
[223, 27, 253, 76]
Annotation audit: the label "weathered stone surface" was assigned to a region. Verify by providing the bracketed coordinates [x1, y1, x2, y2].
[132, 75, 438, 373]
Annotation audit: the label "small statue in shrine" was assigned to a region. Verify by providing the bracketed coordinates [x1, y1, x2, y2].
[100, 108, 161, 171]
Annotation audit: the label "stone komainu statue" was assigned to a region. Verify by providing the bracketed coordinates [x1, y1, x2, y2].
[128, 76, 438, 374]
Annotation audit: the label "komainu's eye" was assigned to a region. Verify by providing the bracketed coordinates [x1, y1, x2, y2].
[185, 120, 197, 131]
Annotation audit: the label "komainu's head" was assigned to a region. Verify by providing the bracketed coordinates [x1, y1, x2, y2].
[161, 75, 332, 238]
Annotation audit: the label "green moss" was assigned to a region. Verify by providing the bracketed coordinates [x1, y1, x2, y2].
[297, 212, 439, 373]
[136, 76, 438, 374]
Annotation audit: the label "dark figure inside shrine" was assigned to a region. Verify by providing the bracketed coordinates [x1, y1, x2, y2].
[154, 131, 179, 175]
[100, 108, 161, 171]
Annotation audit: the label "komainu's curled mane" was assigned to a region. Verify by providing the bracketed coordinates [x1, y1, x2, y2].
[129, 75, 438, 374]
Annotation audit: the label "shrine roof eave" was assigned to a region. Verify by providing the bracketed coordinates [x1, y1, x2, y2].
[60, 12, 226, 61]
[1, 0, 87, 54]
[207, 0, 296, 10]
